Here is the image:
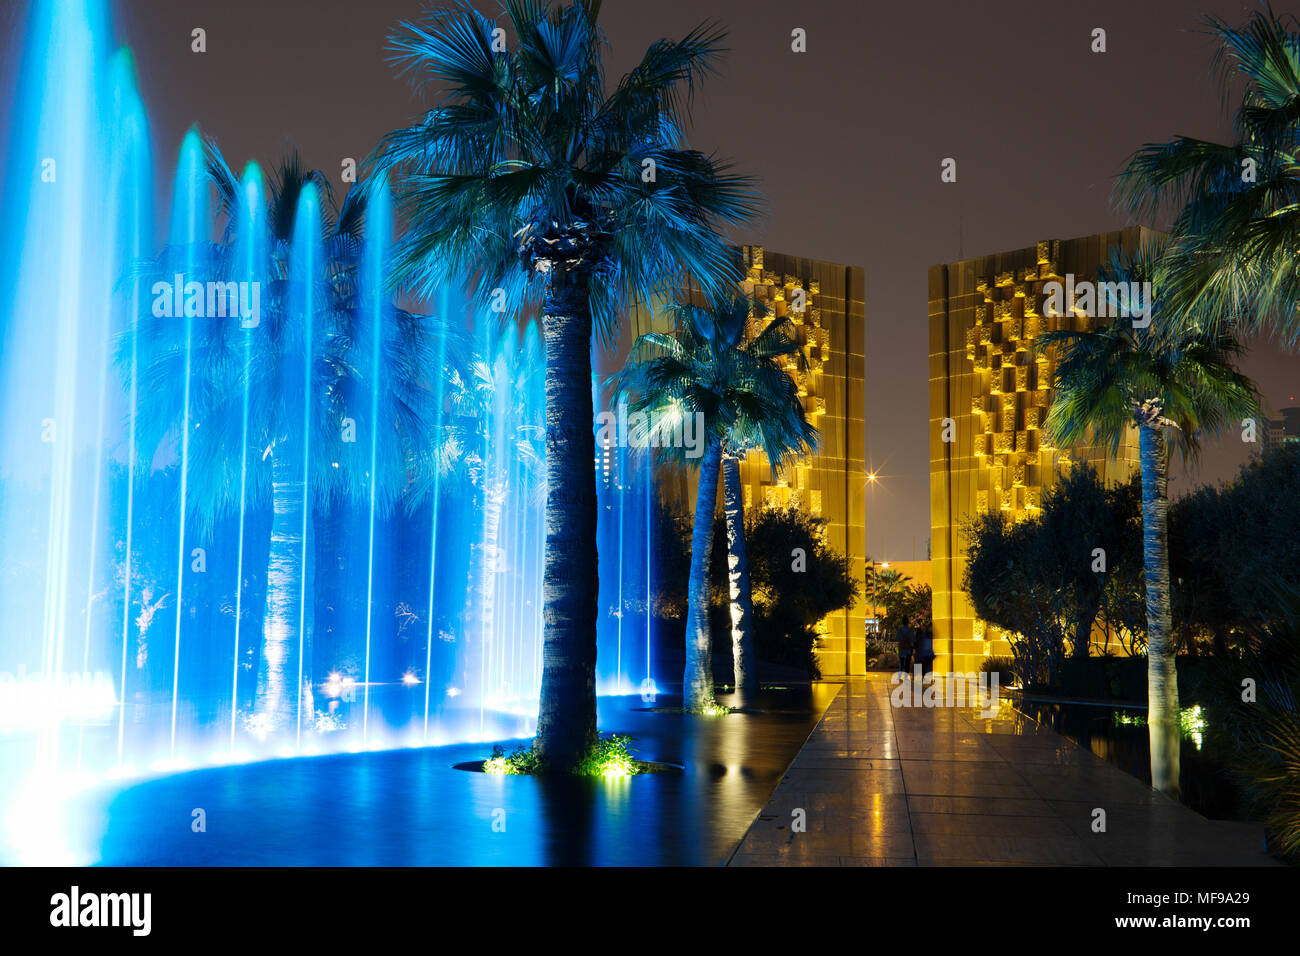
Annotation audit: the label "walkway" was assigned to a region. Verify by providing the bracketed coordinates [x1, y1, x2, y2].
[728, 675, 1277, 866]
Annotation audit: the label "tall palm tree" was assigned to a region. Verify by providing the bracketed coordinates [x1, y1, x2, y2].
[129, 143, 462, 735]
[1113, 8, 1300, 346]
[1039, 239, 1257, 796]
[371, 0, 758, 766]
[615, 293, 817, 710]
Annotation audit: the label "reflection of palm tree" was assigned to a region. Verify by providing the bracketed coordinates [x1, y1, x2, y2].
[128, 143, 464, 736]
[372, 2, 758, 767]
[1040, 238, 1256, 796]
[616, 293, 817, 709]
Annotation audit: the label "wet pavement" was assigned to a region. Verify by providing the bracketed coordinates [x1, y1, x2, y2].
[728, 675, 1279, 866]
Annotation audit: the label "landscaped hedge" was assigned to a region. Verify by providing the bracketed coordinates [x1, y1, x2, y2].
[1025, 655, 1218, 703]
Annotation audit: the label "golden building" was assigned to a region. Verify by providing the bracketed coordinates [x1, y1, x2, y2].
[644, 246, 867, 677]
[738, 247, 867, 677]
[928, 229, 1146, 674]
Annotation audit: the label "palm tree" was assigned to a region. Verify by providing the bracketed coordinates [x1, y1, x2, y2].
[872, 567, 911, 634]
[615, 293, 816, 710]
[1039, 239, 1257, 796]
[1113, 8, 1300, 346]
[129, 142, 462, 736]
[371, 0, 758, 766]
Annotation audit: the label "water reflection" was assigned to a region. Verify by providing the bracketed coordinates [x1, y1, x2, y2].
[1014, 698, 1239, 819]
[64, 685, 836, 865]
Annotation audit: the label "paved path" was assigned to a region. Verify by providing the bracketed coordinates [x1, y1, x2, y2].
[728, 675, 1277, 866]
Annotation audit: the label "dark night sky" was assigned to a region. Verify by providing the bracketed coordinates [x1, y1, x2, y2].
[10, 0, 1300, 558]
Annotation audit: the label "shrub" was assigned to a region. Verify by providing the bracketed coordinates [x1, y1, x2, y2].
[981, 656, 1018, 685]
[483, 734, 642, 777]
[1198, 589, 1300, 860]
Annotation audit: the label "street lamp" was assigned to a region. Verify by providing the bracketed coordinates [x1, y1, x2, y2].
[861, 470, 882, 676]
[867, 559, 889, 639]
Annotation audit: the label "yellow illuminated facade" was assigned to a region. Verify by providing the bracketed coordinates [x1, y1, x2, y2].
[648, 246, 867, 677]
[736, 247, 867, 677]
[929, 230, 1145, 674]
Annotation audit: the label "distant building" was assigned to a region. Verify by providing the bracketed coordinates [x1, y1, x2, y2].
[634, 247, 868, 677]
[1260, 406, 1300, 456]
[928, 229, 1148, 674]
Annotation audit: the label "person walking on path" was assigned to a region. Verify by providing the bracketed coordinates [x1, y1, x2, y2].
[897, 625, 914, 674]
[915, 627, 935, 676]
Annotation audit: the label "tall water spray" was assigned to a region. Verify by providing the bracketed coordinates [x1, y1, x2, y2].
[0, 0, 664, 867]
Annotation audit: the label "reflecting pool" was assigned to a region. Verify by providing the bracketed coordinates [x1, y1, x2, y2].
[51, 685, 836, 866]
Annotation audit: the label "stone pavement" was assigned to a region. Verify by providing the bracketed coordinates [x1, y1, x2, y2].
[727, 674, 1278, 866]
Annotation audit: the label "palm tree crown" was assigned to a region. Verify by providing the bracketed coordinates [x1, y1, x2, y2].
[1114, 7, 1300, 345]
[128, 142, 463, 525]
[614, 293, 818, 466]
[1040, 242, 1257, 454]
[371, 0, 759, 330]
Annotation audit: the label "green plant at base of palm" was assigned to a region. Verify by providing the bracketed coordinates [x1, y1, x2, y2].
[372, 0, 758, 769]
[1039, 235, 1258, 797]
[484, 733, 641, 776]
[613, 292, 817, 712]
[686, 700, 734, 717]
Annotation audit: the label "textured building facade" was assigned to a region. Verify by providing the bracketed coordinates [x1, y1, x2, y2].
[928, 230, 1145, 674]
[647, 247, 867, 677]
[737, 247, 867, 677]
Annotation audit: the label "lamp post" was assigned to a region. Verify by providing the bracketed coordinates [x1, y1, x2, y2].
[860, 471, 880, 676]
[868, 557, 888, 640]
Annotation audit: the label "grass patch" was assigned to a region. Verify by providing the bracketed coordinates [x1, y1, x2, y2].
[483, 733, 645, 777]
[686, 700, 735, 717]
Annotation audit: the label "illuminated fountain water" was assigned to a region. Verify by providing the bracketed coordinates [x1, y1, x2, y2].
[0, 1, 147, 774]
[0, 0, 663, 864]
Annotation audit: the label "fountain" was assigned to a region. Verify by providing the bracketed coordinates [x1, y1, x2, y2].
[0, 0, 665, 865]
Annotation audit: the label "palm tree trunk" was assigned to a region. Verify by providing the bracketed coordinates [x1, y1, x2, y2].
[685, 436, 722, 712]
[1140, 423, 1180, 797]
[255, 449, 312, 737]
[722, 453, 757, 703]
[534, 268, 598, 769]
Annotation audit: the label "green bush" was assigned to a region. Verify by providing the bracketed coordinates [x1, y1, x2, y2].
[483, 734, 642, 777]
[705, 505, 858, 679]
[1197, 590, 1300, 861]
[981, 656, 1018, 685]
[1037, 655, 1217, 703]
[652, 502, 858, 679]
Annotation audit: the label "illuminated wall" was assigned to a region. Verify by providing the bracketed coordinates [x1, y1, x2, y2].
[737, 247, 867, 677]
[651, 247, 867, 678]
[928, 230, 1145, 674]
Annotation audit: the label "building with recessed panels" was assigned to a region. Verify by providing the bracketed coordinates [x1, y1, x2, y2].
[635, 246, 867, 677]
[928, 229, 1146, 674]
